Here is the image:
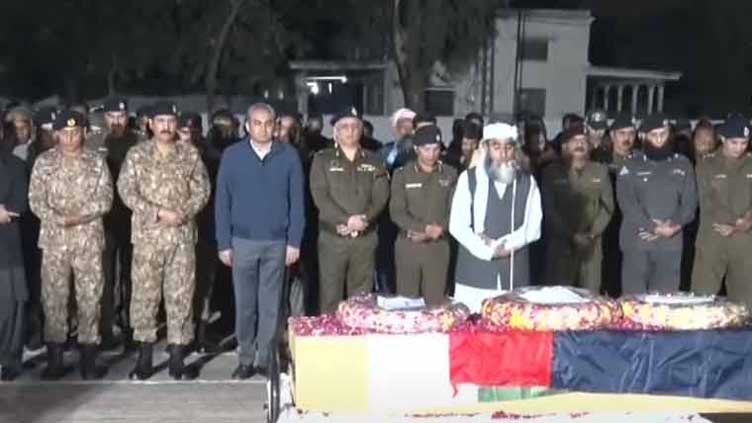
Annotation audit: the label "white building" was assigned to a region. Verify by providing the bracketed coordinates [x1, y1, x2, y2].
[290, 9, 681, 137]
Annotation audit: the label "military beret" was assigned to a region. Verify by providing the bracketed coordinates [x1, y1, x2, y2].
[640, 113, 670, 133]
[561, 126, 588, 144]
[330, 107, 361, 126]
[413, 112, 436, 127]
[150, 101, 178, 118]
[179, 112, 203, 130]
[610, 114, 637, 131]
[413, 125, 442, 147]
[103, 97, 128, 113]
[53, 110, 85, 131]
[673, 117, 691, 132]
[463, 122, 483, 141]
[136, 105, 153, 118]
[586, 109, 608, 130]
[34, 106, 58, 127]
[718, 114, 750, 139]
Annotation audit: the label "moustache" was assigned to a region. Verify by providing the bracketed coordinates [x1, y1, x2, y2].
[573, 147, 586, 153]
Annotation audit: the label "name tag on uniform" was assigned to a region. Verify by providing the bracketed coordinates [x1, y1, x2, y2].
[715, 174, 727, 179]
[592, 178, 601, 183]
[672, 169, 686, 177]
[358, 164, 376, 172]
[636, 171, 652, 177]
[405, 183, 422, 189]
[746, 174, 752, 179]
[439, 178, 452, 187]
[328, 167, 344, 172]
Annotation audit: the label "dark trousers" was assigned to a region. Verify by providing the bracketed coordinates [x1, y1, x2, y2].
[621, 249, 681, 294]
[231, 238, 286, 368]
[318, 231, 376, 314]
[394, 237, 449, 306]
[101, 231, 132, 337]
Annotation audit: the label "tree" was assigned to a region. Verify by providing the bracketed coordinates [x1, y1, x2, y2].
[336, 0, 501, 112]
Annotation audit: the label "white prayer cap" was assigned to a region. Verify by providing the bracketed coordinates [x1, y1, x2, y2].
[482, 122, 519, 143]
[391, 107, 416, 128]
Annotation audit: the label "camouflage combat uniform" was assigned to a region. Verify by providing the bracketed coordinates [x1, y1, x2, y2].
[118, 139, 210, 346]
[28, 148, 113, 344]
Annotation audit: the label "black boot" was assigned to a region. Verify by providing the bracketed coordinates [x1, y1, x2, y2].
[168, 344, 198, 380]
[128, 342, 153, 381]
[41, 343, 67, 380]
[79, 344, 107, 380]
[121, 328, 136, 352]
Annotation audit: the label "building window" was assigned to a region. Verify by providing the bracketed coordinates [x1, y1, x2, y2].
[517, 88, 546, 117]
[521, 38, 548, 61]
[424, 88, 454, 116]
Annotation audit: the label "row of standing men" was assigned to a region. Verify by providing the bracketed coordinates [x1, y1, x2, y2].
[1, 99, 750, 383]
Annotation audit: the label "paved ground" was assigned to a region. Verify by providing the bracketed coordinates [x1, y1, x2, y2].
[0, 345, 270, 423]
[1, 344, 750, 423]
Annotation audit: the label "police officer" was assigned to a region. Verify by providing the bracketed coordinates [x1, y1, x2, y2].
[542, 127, 614, 292]
[28, 110, 113, 380]
[586, 109, 610, 164]
[310, 108, 389, 314]
[390, 126, 457, 305]
[616, 114, 697, 294]
[89, 98, 142, 349]
[692, 115, 752, 306]
[602, 114, 637, 296]
[118, 102, 210, 380]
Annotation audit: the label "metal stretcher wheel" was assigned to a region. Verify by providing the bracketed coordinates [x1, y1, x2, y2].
[265, 347, 281, 423]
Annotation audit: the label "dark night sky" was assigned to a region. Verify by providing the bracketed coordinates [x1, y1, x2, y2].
[518, 0, 752, 117]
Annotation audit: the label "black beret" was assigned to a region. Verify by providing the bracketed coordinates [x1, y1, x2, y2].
[610, 114, 636, 131]
[463, 122, 483, 140]
[718, 114, 750, 139]
[640, 113, 670, 133]
[330, 107, 361, 126]
[34, 106, 58, 126]
[150, 101, 178, 118]
[413, 125, 442, 147]
[413, 112, 436, 126]
[586, 109, 608, 130]
[673, 117, 691, 132]
[53, 110, 85, 131]
[136, 105, 153, 118]
[561, 126, 588, 144]
[103, 97, 128, 113]
[179, 112, 202, 130]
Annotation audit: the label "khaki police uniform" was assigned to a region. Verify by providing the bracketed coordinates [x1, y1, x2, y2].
[390, 161, 457, 305]
[542, 159, 614, 292]
[309, 146, 389, 313]
[692, 152, 752, 305]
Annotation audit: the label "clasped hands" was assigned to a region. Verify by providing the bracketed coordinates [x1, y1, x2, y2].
[638, 219, 681, 242]
[712, 215, 752, 237]
[481, 234, 511, 258]
[336, 214, 368, 237]
[407, 224, 444, 243]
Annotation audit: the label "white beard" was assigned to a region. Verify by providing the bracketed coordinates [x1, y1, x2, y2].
[486, 158, 517, 184]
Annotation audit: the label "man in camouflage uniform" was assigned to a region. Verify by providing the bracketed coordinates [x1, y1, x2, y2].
[692, 115, 752, 306]
[389, 125, 457, 305]
[310, 108, 389, 314]
[118, 102, 210, 380]
[89, 97, 143, 349]
[28, 110, 113, 380]
[542, 127, 614, 293]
